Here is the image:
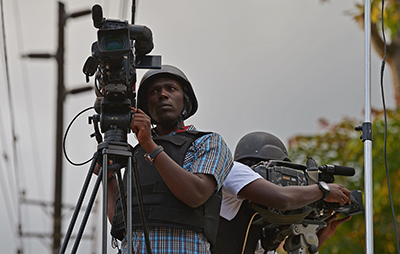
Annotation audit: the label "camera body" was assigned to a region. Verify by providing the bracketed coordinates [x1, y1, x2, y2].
[250, 159, 364, 251]
[83, 4, 160, 139]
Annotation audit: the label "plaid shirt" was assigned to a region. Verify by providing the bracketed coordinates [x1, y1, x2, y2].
[121, 125, 233, 254]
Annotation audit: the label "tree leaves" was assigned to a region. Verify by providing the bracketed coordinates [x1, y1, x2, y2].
[288, 109, 400, 253]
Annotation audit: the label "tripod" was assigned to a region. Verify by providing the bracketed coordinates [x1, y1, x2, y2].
[59, 120, 152, 254]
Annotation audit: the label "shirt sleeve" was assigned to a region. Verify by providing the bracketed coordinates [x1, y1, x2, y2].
[223, 161, 263, 198]
[183, 132, 233, 191]
[220, 161, 263, 220]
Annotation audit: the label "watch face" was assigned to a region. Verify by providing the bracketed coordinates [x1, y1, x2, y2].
[320, 181, 329, 191]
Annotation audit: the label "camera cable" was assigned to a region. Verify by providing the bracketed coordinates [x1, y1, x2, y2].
[63, 106, 95, 166]
[379, 0, 399, 253]
[241, 212, 259, 254]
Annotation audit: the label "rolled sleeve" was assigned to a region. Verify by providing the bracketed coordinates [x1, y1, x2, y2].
[183, 133, 233, 191]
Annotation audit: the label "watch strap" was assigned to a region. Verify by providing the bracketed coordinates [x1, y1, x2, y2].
[318, 181, 330, 200]
[144, 145, 164, 164]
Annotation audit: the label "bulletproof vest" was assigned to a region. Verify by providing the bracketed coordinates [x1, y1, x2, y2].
[111, 130, 222, 247]
[212, 200, 263, 254]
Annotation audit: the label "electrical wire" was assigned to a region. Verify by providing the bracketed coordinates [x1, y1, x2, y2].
[0, 0, 23, 251]
[1, 0, 18, 207]
[0, 25, 16, 230]
[12, 0, 47, 202]
[11, 0, 48, 250]
[0, 96, 19, 250]
[379, 1, 400, 253]
[0, 148, 19, 248]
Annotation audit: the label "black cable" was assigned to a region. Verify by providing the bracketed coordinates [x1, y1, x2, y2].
[63, 107, 95, 166]
[379, 1, 400, 253]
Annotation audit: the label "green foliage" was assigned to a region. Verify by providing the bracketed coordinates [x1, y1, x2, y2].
[352, 0, 400, 39]
[287, 109, 400, 253]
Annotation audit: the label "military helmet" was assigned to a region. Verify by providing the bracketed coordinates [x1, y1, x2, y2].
[234, 131, 290, 163]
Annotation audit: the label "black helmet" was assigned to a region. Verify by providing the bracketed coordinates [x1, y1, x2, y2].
[234, 131, 290, 164]
[137, 65, 198, 122]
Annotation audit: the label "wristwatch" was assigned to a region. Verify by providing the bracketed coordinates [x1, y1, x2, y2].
[144, 146, 164, 164]
[317, 181, 330, 200]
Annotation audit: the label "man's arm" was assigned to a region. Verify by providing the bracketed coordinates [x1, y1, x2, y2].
[93, 163, 119, 222]
[238, 173, 351, 211]
[131, 109, 218, 208]
[151, 151, 217, 208]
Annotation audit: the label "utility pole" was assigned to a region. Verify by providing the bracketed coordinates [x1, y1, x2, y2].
[22, 2, 91, 253]
[53, 3, 66, 252]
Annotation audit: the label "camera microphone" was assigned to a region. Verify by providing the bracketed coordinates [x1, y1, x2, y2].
[92, 4, 103, 28]
[318, 165, 355, 176]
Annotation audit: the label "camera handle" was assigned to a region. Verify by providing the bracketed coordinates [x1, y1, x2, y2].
[305, 157, 320, 185]
[283, 220, 326, 254]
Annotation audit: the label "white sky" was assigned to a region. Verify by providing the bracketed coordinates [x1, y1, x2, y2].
[0, 0, 395, 253]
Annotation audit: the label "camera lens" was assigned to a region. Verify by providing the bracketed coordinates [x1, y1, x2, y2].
[104, 35, 125, 51]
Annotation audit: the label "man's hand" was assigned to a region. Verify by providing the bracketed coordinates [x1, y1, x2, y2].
[93, 161, 114, 180]
[317, 213, 351, 248]
[324, 184, 351, 206]
[94, 162, 101, 175]
[130, 108, 157, 153]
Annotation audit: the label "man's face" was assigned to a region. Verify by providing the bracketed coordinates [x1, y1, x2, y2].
[146, 77, 185, 125]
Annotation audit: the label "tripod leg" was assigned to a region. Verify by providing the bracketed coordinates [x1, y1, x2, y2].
[116, 170, 128, 238]
[102, 152, 109, 254]
[113, 155, 151, 254]
[127, 156, 133, 254]
[71, 163, 103, 254]
[131, 156, 152, 254]
[59, 151, 100, 254]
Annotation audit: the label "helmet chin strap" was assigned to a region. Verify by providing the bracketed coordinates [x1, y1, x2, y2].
[153, 112, 185, 134]
[177, 115, 184, 130]
[153, 99, 188, 133]
[176, 103, 188, 130]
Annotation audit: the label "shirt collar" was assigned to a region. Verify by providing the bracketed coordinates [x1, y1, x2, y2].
[152, 124, 196, 137]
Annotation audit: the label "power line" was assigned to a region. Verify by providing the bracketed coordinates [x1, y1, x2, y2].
[10, 1, 51, 252]
[0, 0, 24, 252]
[0, 110, 20, 250]
[12, 0, 48, 206]
[22, 3, 92, 252]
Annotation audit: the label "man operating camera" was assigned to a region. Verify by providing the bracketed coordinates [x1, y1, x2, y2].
[96, 64, 233, 254]
[212, 131, 352, 254]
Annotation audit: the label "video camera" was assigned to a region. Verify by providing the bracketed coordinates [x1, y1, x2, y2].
[59, 4, 162, 253]
[81, 4, 161, 173]
[250, 157, 364, 253]
[82, 4, 161, 143]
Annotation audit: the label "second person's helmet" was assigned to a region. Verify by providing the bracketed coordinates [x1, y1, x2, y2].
[234, 131, 291, 165]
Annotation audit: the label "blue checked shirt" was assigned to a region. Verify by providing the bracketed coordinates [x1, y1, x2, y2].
[121, 125, 233, 254]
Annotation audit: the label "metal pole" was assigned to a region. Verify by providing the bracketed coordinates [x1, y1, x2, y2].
[53, 2, 66, 253]
[53, 2, 91, 252]
[364, 0, 374, 253]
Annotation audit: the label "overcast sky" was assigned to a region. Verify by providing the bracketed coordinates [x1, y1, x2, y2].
[0, 0, 395, 253]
